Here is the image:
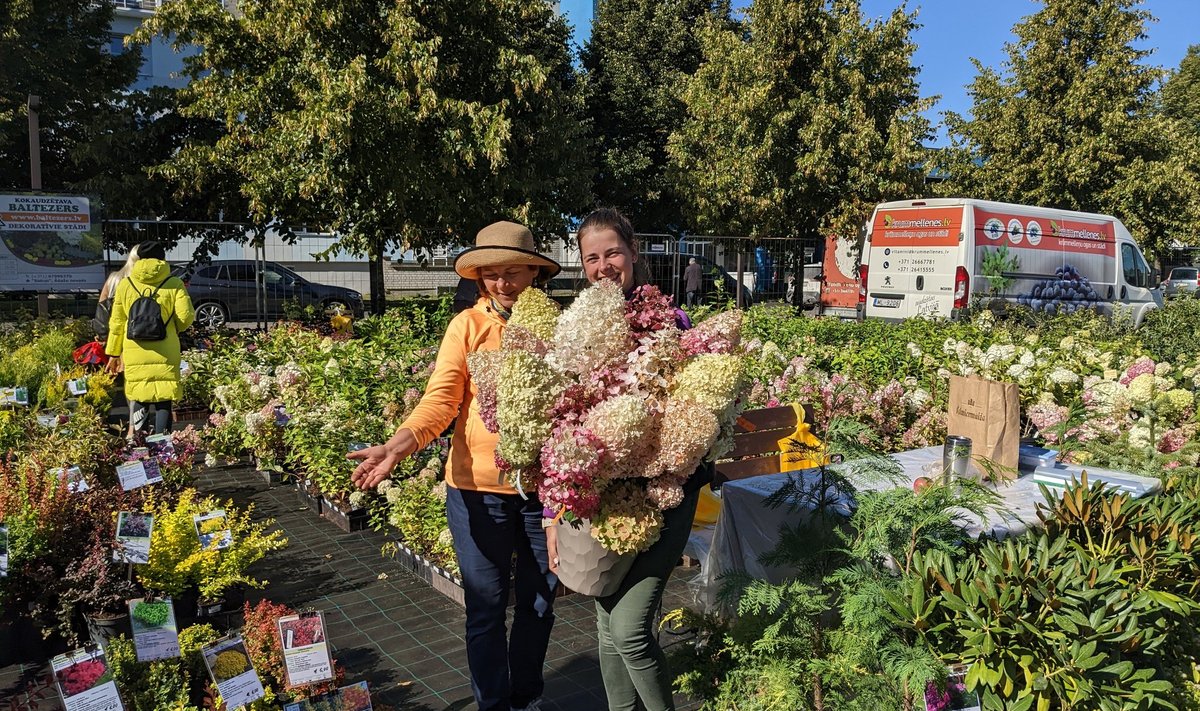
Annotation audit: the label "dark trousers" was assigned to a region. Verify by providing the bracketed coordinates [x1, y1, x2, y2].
[129, 399, 172, 435]
[446, 487, 557, 711]
[595, 489, 699, 711]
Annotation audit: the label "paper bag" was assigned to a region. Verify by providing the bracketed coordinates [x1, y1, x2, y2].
[947, 375, 1020, 480]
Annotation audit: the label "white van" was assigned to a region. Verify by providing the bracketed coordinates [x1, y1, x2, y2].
[859, 198, 1162, 325]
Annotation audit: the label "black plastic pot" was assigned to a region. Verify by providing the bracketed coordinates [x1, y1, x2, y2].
[321, 496, 369, 532]
[84, 610, 131, 651]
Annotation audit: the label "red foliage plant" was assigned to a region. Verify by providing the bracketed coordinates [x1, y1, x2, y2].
[241, 599, 343, 698]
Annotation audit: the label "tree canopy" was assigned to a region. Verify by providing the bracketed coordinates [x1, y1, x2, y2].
[939, 0, 1200, 261]
[0, 0, 139, 194]
[136, 0, 592, 257]
[581, 0, 729, 232]
[1162, 44, 1200, 137]
[667, 0, 933, 241]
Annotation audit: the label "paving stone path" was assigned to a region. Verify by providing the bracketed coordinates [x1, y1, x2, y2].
[1, 464, 705, 711]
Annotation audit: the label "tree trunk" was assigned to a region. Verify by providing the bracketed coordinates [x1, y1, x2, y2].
[369, 235, 386, 315]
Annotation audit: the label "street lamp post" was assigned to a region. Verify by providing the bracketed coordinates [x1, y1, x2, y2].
[28, 94, 42, 191]
[28, 95, 49, 316]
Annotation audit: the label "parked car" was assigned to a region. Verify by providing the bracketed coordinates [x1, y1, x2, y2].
[173, 259, 364, 328]
[1162, 266, 1199, 298]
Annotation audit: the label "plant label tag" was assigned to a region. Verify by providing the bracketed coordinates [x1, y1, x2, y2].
[51, 646, 125, 711]
[116, 460, 154, 491]
[193, 510, 232, 549]
[283, 681, 373, 711]
[52, 466, 89, 493]
[0, 524, 8, 577]
[67, 378, 88, 396]
[37, 412, 58, 428]
[1, 386, 29, 406]
[113, 512, 154, 565]
[128, 597, 180, 662]
[201, 635, 265, 708]
[179, 360, 191, 377]
[277, 611, 335, 687]
[146, 434, 175, 461]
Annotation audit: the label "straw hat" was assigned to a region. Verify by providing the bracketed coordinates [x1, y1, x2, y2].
[453, 221, 562, 281]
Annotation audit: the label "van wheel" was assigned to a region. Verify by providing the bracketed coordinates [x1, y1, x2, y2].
[195, 302, 228, 330]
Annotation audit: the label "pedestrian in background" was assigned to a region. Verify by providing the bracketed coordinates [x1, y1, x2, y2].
[105, 241, 195, 436]
[683, 256, 702, 307]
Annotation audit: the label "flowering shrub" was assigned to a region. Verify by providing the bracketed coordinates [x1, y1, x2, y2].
[472, 282, 746, 553]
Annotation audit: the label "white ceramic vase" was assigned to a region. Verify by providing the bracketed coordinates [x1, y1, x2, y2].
[554, 518, 636, 597]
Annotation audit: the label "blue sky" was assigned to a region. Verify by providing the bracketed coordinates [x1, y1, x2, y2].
[558, 0, 1199, 144]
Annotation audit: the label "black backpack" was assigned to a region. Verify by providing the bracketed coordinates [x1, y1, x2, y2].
[125, 277, 173, 342]
[92, 296, 114, 338]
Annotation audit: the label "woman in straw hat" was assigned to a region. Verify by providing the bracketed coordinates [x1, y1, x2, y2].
[350, 221, 560, 711]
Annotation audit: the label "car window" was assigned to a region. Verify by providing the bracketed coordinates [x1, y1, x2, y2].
[263, 268, 290, 286]
[226, 265, 256, 282]
[196, 266, 223, 279]
[1171, 268, 1197, 280]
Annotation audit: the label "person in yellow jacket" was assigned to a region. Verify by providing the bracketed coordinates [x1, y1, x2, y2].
[105, 241, 195, 436]
[349, 222, 561, 711]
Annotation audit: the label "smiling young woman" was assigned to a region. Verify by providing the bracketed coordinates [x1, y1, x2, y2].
[566, 207, 707, 711]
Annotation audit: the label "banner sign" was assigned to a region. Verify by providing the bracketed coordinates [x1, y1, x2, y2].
[0, 193, 104, 291]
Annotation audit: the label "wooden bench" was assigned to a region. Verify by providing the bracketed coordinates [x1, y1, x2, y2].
[713, 405, 816, 490]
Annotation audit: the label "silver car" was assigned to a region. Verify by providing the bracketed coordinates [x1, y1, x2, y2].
[1162, 266, 1199, 298]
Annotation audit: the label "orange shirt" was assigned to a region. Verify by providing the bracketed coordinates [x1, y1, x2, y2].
[397, 298, 517, 494]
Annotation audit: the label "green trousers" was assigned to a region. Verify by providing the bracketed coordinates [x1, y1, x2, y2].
[595, 489, 699, 711]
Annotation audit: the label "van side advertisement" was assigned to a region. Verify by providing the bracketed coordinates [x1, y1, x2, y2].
[870, 207, 963, 248]
[0, 193, 105, 291]
[820, 234, 859, 310]
[972, 207, 1116, 314]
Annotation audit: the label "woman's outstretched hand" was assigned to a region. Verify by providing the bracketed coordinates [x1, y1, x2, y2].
[348, 429, 418, 490]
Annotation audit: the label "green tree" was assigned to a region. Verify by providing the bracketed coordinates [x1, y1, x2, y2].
[0, 0, 140, 192]
[1162, 44, 1200, 135]
[137, 0, 591, 311]
[939, 0, 1200, 262]
[667, 0, 932, 241]
[581, 0, 729, 232]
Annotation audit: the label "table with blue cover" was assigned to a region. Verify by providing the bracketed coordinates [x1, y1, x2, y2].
[689, 445, 1161, 613]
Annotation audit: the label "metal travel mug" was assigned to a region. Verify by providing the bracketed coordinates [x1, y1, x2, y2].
[943, 435, 972, 480]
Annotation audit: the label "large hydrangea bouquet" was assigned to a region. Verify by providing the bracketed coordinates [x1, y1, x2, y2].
[469, 280, 746, 554]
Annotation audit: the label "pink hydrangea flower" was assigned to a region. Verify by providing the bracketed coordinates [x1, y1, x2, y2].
[625, 285, 678, 333]
[1120, 356, 1156, 386]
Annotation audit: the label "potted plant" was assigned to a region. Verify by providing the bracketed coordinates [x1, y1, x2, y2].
[56, 530, 140, 649]
[138, 489, 288, 620]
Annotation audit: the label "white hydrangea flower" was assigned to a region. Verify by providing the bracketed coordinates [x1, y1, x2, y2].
[1047, 367, 1080, 386]
[907, 342, 923, 358]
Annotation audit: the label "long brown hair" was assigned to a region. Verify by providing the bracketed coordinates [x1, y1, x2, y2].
[576, 208, 650, 288]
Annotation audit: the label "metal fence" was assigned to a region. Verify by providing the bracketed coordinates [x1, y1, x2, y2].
[551, 233, 824, 310]
[0, 220, 828, 323]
